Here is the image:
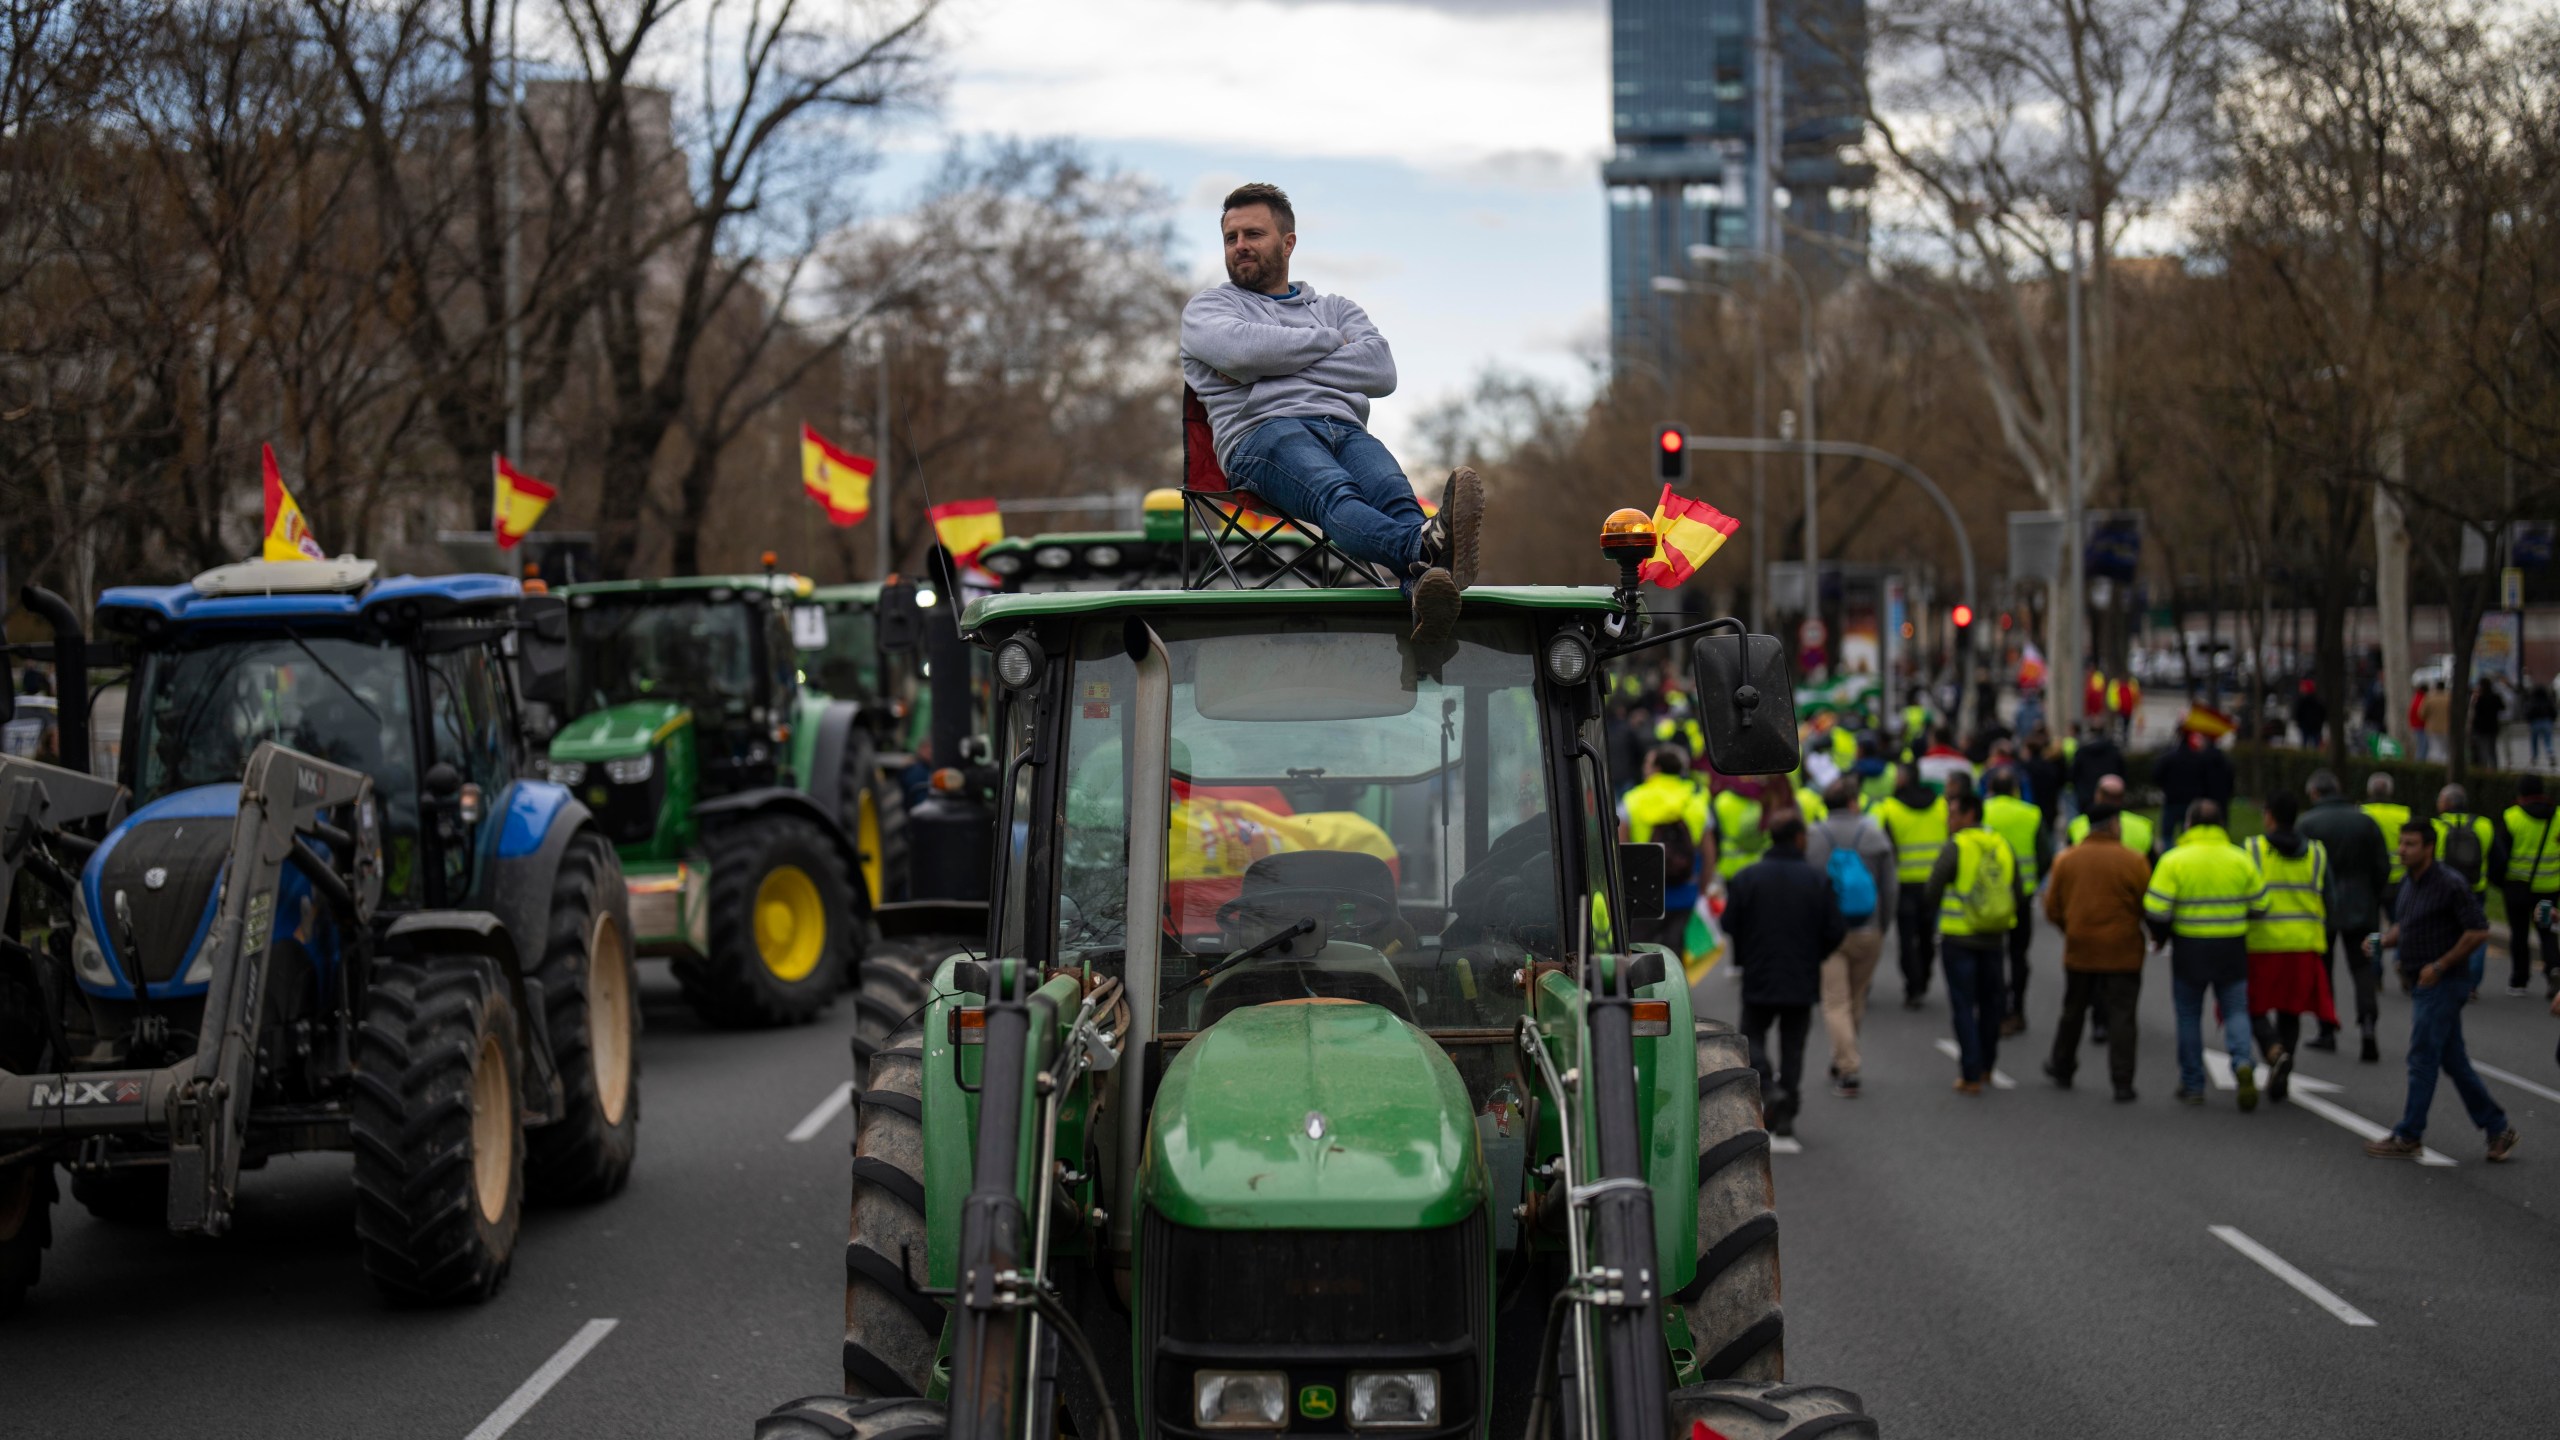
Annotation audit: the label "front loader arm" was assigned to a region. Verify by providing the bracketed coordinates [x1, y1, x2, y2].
[0, 755, 125, 924]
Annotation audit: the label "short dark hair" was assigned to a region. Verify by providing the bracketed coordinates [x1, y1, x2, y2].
[2186, 799, 2223, 829]
[1948, 789, 1983, 820]
[2267, 792, 2300, 827]
[1986, 765, 2020, 796]
[2401, 820, 2435, 846]
[1222, 182, 1295, 233]
[1767, 811, 1807, 848]
[1648, 745, 1689, 778]
[1823, 775, 1860, 809]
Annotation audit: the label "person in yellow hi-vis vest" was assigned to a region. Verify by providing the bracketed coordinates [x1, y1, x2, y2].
[2243, 793, 2334, 1104]
[1619, 746, 1715, 953]
[2491, 775, 2559, 995]
[1983, 768, 2052, 1037]
[2067, 774, 2156, 857]
[1875, 764, 1948, 1008]
[1713, 778, 1771, 880]
[1925, 789, 2028, 1093]
[2361, 772, 2411, 908]
[2144, 800, 2267, 1109]
[2429, 783, 2494, 899]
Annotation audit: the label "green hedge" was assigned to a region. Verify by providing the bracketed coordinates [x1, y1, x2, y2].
[2122, 744, 2539, 820]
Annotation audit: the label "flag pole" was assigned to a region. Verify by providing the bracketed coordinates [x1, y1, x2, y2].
[874, 329, 892, 580]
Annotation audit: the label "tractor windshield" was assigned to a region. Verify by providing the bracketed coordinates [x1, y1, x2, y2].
[132, 633, 419, 834]
[804, 605, 878, 700]
[1053, 615, 1555, 1037]
[567, 597, 759, 717]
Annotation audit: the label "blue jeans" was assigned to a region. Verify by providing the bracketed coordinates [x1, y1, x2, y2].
[2532, 718, 2553, 762]
[2395, 972, 2509, 1142]
[1226, 417, 1426, 575]
[2171, 973, 2253, 1095]
[1940, 936, 2007, 1082]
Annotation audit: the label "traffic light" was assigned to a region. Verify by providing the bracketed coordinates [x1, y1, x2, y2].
[1655, 424, 1687, 484]
[1951, 602, 1975, 630]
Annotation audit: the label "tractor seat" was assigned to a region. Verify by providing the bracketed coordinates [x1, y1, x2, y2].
[1199, 848, 1417, 1026]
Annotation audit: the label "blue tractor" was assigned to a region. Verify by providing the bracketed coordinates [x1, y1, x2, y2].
[0, 558, 636, 1308]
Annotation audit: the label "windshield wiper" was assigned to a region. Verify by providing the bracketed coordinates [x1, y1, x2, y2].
[1161, 918, 1317, 1001]
[280, 626, 381, 726]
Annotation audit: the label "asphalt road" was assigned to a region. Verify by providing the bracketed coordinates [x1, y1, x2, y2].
[6, 931, 2555, 1439]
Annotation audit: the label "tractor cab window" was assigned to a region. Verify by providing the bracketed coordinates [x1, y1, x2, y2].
[806, 606, 879, 699]
[567, 597, 758, 717]
[1054, 615, 1554, 1039]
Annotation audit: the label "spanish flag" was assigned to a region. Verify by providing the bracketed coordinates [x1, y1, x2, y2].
[1209, 498, 1286, 537]
[492, 454, 555, 551]
[2180, 702, 2236, 739]
[801, 424, 874, 527]
[262, 445, 327, 562]
[1635, 483, 1738, 588]
[929, 498, 1004, 566]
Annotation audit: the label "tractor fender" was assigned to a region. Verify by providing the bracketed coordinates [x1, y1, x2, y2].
[376, 909, 565, 1124]
[695, 788, 871, 921]
[804, 700, 867, 832]
[479, 782, 624, 990]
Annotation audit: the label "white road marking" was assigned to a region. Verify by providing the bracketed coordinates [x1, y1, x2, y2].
[1932, 1039, 2016, 1088]
[2208, 1226, 2377, 1327]
[2473, 1059, 2560, 1106]
[2285, 1090, 2457, 1166]
[464, 1318, 620, 1439]
[2203, 1050, 2337, 1094]
[786, 1081, 855, 1143]
[1769, 1135, 1803, 1155]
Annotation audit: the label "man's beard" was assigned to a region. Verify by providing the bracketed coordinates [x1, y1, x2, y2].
[1226, 248, 1276, 289]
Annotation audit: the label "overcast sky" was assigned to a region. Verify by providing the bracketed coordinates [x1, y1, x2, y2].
[888, 0, 1616, 458]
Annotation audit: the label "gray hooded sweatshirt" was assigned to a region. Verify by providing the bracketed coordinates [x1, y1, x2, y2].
[1180, 281, 1398, 469]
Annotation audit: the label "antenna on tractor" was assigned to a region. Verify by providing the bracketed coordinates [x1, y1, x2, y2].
[894, 418, 969, 644]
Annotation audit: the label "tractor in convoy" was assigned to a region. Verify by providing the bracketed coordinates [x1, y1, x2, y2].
[546, 569, 924, 1026]
[757, 509, 1881, 1440]
[0, 560, 634, 1311]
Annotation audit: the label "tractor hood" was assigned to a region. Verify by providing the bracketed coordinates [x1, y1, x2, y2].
[1143, 1001, 1484, 1229]
[81, 784, 237, 997]
[550, 700, 690, 762]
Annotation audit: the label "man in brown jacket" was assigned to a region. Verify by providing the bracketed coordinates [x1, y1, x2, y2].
[2041, 806, 2153, 1101]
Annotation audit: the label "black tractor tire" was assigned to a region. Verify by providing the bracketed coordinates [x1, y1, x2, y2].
[1679, 1019, 1785, 1383]
[525, 831, 641, 1204]
[845, 743, 912, 910]
[850, 939, 957, 1091]
[680, 814, 857, 1028]
[760, 1395, 946, 1440]
[1666, 1381, 1879, 1439]
[0, 1161, 54, 1315]
[70, 1168, 166, 1225]
[843, 1020, 944, 1397]
[352, 955, 524, 1304]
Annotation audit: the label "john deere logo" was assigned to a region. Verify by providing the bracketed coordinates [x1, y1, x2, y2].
[1297, 1385, 1336, 1421]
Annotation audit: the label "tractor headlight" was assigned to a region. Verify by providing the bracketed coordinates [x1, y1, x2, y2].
[982, 552, 1023, 576]
[1193, 1371, 1288, 1430]
[546, 759, 588, 786]
[1544, 631, 1594, 686]
[995, 636, 1047, 691]
[604, 753, 655, 785]
[71, 913, 117, 990]
[1084, 544, 1122, 568]
[1348, 1371, 1441, 1429]
[1033, 545, 1074, 570]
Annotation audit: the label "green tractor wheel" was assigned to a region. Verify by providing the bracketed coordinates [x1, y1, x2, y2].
[352, 955, 525, 1304]
[1679, 1018, 1785, 1383]
[526, 831, 641, 1203]
[842, 1019, 944, 1397]
[1666, 1381, 1880, 1438]
[849, 940, 963, 1090]
[846, 749, 910, 911]
[681, 816, 856, 1027]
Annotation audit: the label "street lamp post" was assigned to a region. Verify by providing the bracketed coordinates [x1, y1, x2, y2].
[1693, 244, 1816, 629]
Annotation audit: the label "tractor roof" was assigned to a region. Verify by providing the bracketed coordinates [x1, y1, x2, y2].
[961, 583, 1619, 632]
[98, 560, 520, 634]
[559, 573, 814, 601]
[810, 582, 884, 607]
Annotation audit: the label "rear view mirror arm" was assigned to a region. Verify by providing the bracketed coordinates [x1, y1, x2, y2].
[1594, 613, 1742, 662]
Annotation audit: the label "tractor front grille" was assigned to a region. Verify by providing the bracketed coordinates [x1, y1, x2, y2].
[95, 817, 230, 984]
[581, 764, 667, 848]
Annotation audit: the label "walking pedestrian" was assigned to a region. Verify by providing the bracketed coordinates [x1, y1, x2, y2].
[2362, 773, 2411, 915]
[1983, 768, 2051, 1036]
[1711, 776, 1772, 882]
[2299, 769, 2390, 1061]
[2491, 775, 2559, 997]
[2430, 784, 2494, 901]
[2067, 774, 2157, 855]
[2153, 726, 2234, 848]
[1804, 775, 1897, 1098]
[1927, 790, 2028, 1094]
[2144, 800, 2266, 1110]
[2470, 678, 2505, 770]
[1875, 763, 1949, 1009]
[2069, 722, 2126, 815]
[1722, 811, 1847, 1138]
[2525, 672, 2556, 764]
[2364, 823, 2518, 1162]
[2422, 681, 2451, 761]
[2040, 806, 2153, 1101]
[2242, 793, 2335, 1104]
[1618, 746, 1714, 951]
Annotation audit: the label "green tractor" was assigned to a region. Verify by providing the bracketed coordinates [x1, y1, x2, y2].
[546, 572, 914, 1026]
[758, 511, 1880, 1440]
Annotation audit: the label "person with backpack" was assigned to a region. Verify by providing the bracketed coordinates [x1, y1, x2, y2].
[2040, 806, 2153, 1100]
[1721, 811, 1848, 1138]
[2430, 783, 2494, 920]
[1926, 789, 2030, 1094]
[1983, 767, 2052, 1036]
[1804, 775, 1898, 1097]
[1619, 745, 1715, 952]
[2490, 775, 2559, 997]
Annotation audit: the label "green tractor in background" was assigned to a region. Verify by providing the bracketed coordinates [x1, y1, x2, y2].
[545, 571, 917, 1026]
[757, 509, 1882, 1440]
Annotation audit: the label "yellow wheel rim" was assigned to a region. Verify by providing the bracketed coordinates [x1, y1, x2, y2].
[754, 864, 828, 982]
[588, 912, 634, 1126]
[470, 1029, 514, 1226]
[857, 789, 885, 908]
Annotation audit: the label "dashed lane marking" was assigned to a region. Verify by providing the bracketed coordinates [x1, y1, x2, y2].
[1769, 1136, 1803, 1155]
[2209, 1226, 2376, 1326]
[2473, 1059, 2560, 1107]
[464, 1318, 619, 1439]
[1931, 1039, 2016, 1088]
[786, 1081, 855, 1143]
[2204, 1051, 2454, 1163]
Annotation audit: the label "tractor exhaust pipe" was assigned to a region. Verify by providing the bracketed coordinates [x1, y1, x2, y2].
[20, 585, 89, 776]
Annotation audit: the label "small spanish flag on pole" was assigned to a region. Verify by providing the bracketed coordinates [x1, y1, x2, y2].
[801, 424, 874, 526]
[492, 454, 555, 551]
[929, 498, 1004, 566]
[1635, 482, 1738, 588]
[262, 444, 327, 561]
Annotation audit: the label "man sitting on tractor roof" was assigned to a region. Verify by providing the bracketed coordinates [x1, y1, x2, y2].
[1180, 181, 1486, 643]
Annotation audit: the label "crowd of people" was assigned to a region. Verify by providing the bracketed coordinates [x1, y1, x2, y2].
[1610, 676, 2559, 1160]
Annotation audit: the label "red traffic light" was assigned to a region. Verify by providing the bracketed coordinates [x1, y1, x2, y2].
[1657, 428, 1684, 454]
[1951, 603, 1976, 629]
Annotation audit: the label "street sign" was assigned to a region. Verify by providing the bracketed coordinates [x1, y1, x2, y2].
[2502, 566, 2525, 610]
[1799, 617, 1828, 650]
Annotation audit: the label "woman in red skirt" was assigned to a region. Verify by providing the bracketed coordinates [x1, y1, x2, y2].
[2244, 793, 2337, 1103]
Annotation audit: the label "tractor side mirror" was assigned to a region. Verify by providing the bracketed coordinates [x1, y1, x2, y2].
[517, 594, 571, 706]
[424, 762, 463, 804]
[1617, 842, 1667, 922]
[877, 580, 922, 654]
[1690, 631, 1801, 776]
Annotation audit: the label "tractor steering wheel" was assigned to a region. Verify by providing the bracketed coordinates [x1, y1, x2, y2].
[1214, 886, 1400, 949]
